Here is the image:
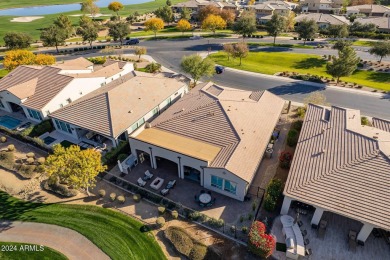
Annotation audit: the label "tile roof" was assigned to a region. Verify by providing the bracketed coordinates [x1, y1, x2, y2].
[347, 4, 390, 13]
[295, 13, 350, 25]
[146, 82, 284, 183]
[69, 62, 124, 78]
[50, 72, 187, 138]
[284, 104, 390, 230]
[0, 66, 74, 110]
[51, 57, 93, 70]
[372, 117, 390, 132]
[355, 17, 390, 30]
[7, 77, 38, 99]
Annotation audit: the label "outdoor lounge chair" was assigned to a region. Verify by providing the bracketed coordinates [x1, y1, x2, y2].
[161, 188, 169, 196]
[137, 178, 146, 187]
[143, 170, 153, 180]
[166, 180, 176, 189]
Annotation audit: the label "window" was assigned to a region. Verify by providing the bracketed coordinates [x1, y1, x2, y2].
[166, 97, 172, 106]
[54, 119, 72, 134]
[27, 109, 42, 121]
[211, 175, 223, 190]
[152, 107, 159, 115]
[130, 123, 137, 133]
[137, 117, 145, 127]
[224, 180, 237, 194]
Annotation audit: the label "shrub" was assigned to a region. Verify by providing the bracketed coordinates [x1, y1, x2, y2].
[240, 215, 244, 223]
[0, 151, 15, 170]
[133, 194, 141, 202]
[156, 217, 166, 227]
[189, 243, 208, 260]
[171, 210, 179, 219]
[264, 178, 283, 212]
[37, 157, 45, 164]
[7, 144, 15, 151]
[0, 136, 6, 143]
[117, 195, 125, 204]
[279, 151, 293, 169]
[188, 211, 201, 221]
[26, 158, 35, 164]
[158, 206, 166, 215]
[110, 192, 116, 201]
[145, 62, 162, 73]
[296, 107, 306, 118]
[117, 153, 128, 162]
[87, 56, 107, 64]
[43, 180, 78, 197]
[19, 164, 36, 177]
[35, 164, 45, 173]
[26, 152, 35, 158]
[207, 218, 224, 228]
[98, 189, 106, 197]
[242, 226, 248, 234]
[287, 129, 299, 147]
[248, 213, 253, 220]
[248, 221, 275, 258]
[361, 116, 371, 126]
[252, 202, 257, 211]
[27, 120, 54, 138]
[102, 141, 130, 165]
[292, 120, 303, 131]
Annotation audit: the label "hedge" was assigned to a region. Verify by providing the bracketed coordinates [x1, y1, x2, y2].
[287, 129, 299, 147]
[264, 178, 283, 212]
[102, 141, 130, 166]
[43, 180, 78, 197]
[22, 120, 54, 138]
[0, 126, 51, 153]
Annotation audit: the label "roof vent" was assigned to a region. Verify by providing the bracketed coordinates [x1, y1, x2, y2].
[181, 108, 185, 112]
[145, 122, 152, 128]
[128, 110, 133, 113]
[138, 97, 141, 100]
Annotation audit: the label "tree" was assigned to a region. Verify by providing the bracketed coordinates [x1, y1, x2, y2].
[201, 14, 226, 35]
[198, 5, 220, 23]
[332, 39, 352, 51]
[232, 42, 249, 66]
[40, 24, 67, 53]
[145, 62, 162, 73]
[248, 0, 256, 5]
[144, 18, 165, 39]
[166, 0, 172, 6]
[349, 22, 377, 33]
[233, 10, 257, 39]
[54, 14, 74, 38]
[285, 11, 296, 32]
[4, 50, 55, 71]
[126, 13, 136, 25]
[180, 54, 215, 86]
[154, 6, 174, 24]
[295, 18, 318, 45]
[327, 24, 349, 38]
[45, 144, 107, 196]
[81, 0, 99, 18]
[223, 43, 234, 61]
[3, 32, 32, 50]
[180, 7, 191, 20]
[369, 41, 390, 63]
[176, 19, 192, 35]
[135, 46, 147, 60]
[326, 46, 359, 84]
[108, 22, 130, 45]
[266, 14, 287, 45]
[108, 1, 124, 17]
[220, 9, 236, 27]
[77, 17, 99, 48]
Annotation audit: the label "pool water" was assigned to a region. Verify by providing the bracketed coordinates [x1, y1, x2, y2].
[0, 115, 22, 130]
[43, 136, 56, 145]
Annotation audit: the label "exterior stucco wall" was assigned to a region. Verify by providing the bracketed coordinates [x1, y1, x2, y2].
[0, 91, 23, 113]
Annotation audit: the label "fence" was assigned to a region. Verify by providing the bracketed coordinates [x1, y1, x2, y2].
[103, 172, 249, 244]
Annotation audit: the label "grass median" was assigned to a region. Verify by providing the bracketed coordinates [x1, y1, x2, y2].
[0, 242, 67, 260]
[0, 191, 166, 260]
[209, 51, 390, 91]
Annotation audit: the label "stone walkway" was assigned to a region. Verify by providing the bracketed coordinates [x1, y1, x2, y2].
[0, 220, 109, 260]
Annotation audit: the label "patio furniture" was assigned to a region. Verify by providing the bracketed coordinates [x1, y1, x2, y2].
[199, 193, 212, 204]
[143, 170, 153, 180]
[150, 177, 164, 190]
[304, 239, 310, 245]
[137, 178, 146, 187]
[319, 220, 327, 229]
[161, 188, 169, 196]
[200, 190, 205, 194]
[166, 180, 176, 189]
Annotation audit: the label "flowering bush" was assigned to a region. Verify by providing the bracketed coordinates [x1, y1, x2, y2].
[279, 151, 293, 169]
[248, 221, 275, 258]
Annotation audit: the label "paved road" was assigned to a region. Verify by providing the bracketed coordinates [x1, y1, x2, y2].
[0, 220, 109, 260]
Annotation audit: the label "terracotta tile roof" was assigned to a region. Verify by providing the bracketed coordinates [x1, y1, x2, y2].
[347, 4, 390, 13]
[372, 117, 390, 132]
[148, 82, 285, 182]
[69, 62, 124, 78]
[50, 72, 187, 138]
[355, 17, 390, 30]
[295, 13, 350, 25]
[0, 66, 74, 110]
[7, 78, 38, 99]
[51, 57, 93, 70]
[284, 104, 390, 230]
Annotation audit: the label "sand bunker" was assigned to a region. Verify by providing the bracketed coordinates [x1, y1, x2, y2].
[11, 16, 44, 22]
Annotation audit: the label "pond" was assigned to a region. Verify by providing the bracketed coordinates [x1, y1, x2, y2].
[0, 0, 151, 16]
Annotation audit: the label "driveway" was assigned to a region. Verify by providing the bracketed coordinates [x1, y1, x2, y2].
[0, 220, 109, 260]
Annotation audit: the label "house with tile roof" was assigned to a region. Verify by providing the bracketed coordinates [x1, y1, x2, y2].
[247, 1, 296, 23]
[129, 82, 285, 201]
[300, 0, 343, 14]
[281, 104, 390, 244]
[355, 16, 390, 33]
[346, 4, 390, 17]
[49, 71, 188, 149]
[0, 58, 133, 123]
[295, 13, 350, 28]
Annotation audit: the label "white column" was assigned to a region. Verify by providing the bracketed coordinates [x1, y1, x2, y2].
[311, 207, 324, 226]
[357, 223, 374, 243]
[151, 155, 157, 169]
[280, 196, 292, 215]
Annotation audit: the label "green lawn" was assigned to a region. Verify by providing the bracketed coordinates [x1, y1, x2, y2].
[209, 51, 390, 91]
[0, 69, 9, 79]
[0, 242, 67, 260]
[0, 0, 80, 9]
[247, 42, 315, 49]
[0, 191, 166, 260]
[352, 40, 376, 47]
[0, 0, 187, 45]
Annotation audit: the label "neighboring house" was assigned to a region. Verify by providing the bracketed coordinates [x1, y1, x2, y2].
[129, 82, 284, 201]
[355, 17, 390, 33]
[172, 0, 239, 16]
[248, 1, 295, 23]
[301, 0, 342, 14]
[49, 71, 188, 149]
[346, 4, 390, 17]
[0, 58, 133, 123]
[281, 105, 390, 244]
[295, 13, 350, 28]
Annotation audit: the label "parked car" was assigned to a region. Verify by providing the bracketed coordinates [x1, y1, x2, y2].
[124, 38, 139, 45]
[16, 122, 32, 132]
[215, 65, 225, 74]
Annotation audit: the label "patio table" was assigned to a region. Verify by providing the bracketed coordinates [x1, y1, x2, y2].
[199, 193, 211, 204]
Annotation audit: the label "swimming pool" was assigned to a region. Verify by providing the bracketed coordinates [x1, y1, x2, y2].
[0, 115, 22, 130]
[42, 136, 56, 145]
